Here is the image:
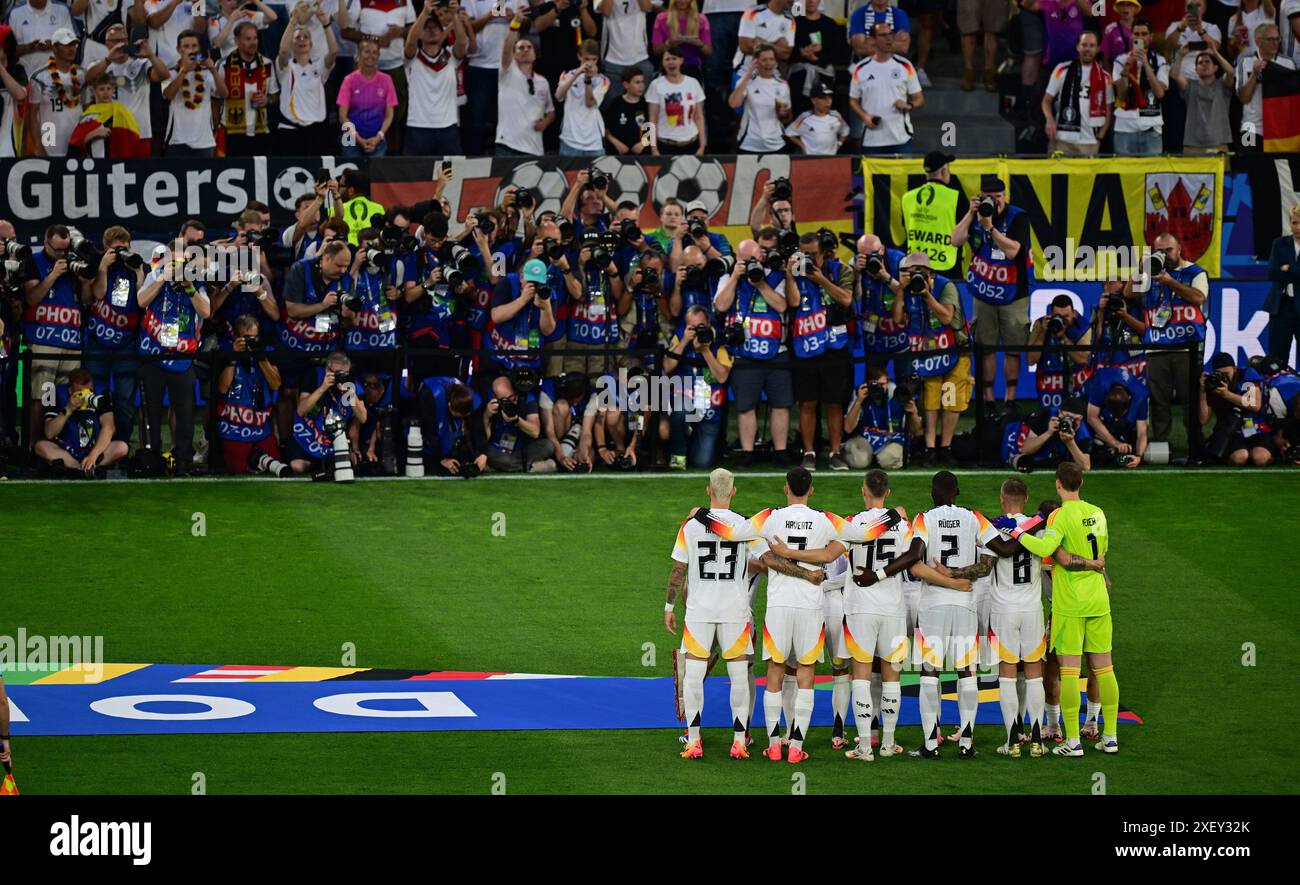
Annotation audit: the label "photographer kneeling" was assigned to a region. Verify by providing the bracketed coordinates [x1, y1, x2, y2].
[480, 372, 554, 473]
[418, 376, 488, 477]
[1004, 397, 1092, 471]
[664, 306, 733, 469]
[217, 315, 289, 476]
[1200, 352, 1274, 466]
[841, 364, 921, 469]
[1085, 366, 1148, 468]
[289, 351, 368, 478]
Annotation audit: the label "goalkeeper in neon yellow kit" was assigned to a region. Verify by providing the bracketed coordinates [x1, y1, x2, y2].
[1011, 462, 1120, 757]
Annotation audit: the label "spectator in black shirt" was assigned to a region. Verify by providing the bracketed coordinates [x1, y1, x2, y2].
[790, 0, 847, 117]
[603, 66, 650, 155]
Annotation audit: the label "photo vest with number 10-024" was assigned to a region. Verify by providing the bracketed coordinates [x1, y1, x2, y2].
[902, 181, 958, 271]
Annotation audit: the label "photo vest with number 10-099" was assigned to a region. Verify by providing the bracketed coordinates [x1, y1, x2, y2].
[734, 270, 788, 360]
[903, 273, 960, 378]
[1142, 262, 1207, 345]
[966, 204, 1030, 305]
[902, 181, 959, 271]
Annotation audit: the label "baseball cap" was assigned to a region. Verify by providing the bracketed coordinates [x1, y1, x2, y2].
[684, 200, 708, 216]
[522, 259, 549, 284]
[810, 80, 833, 99]
[900, 251, 932, 269]
[980, 174, 1006, 193]
[51, 27, 79, 45]
[1210, 352, 1236, 371]
[923, 150, 955, 174]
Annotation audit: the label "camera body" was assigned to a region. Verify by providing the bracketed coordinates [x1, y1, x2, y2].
[1046, 314, 1067, 338]
[637, 265, 660, 290]
[587, 166, 609, 191]
[1203, 370, 1229, 394]
[905, 270, 930, 294]
[721, 322, 746, 348]
[770, 177, 792, 203]
[541, 237, 565, 262]
[687, 218, 708, 241]
[978, 195, 997, 219]
[618, 217, 642, 243]
[863, 253, 885, 278]
[332, 370, 355, 389]
[692, 323, 714, 346]
[744, 257, 767, 284]
[705, 253, 734, 278]
[474, 212, 496, 237]
[496, 396, 520, 421]
[1057, 414, 1076, 437]
[1145, 251, 1167, 278]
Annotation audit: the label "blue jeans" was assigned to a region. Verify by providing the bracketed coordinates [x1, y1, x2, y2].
[558, 142, 605, 157]
[464, 65, 499, 157]
[341, 138, 388, 159]
[669, 413, 723, 467]
[1113, 129, 1162, 156]
[404, 125, 462, 156]
[83, 341, 139, 444]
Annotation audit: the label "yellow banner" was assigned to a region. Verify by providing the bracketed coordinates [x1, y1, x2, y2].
[862, 157, 1225, 279]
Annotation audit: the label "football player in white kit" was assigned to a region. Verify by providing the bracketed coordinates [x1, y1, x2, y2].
[820, 552, 853, 750]
[668, 468, 821, 760]
[695, 467, 882, 764]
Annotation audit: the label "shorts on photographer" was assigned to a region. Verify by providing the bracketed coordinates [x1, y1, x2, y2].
[972, 299, 1030, 348]
[923, 356, 974, 413]
[731, 354, 795, 413]
[793, 353, 853, 407]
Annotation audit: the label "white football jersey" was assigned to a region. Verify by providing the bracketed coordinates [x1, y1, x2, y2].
[672, 509, 762, 623]
[823, 553, 850, 593]
[702, 504, 847, 611]
[842, 507, 913, 617]
[989, 513, 1046, 615]
[911, 505, 1000, 613]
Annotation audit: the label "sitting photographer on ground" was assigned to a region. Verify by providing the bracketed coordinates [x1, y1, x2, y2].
[480, 372, 553, 473]
[417, 376, 488, 477]
[1003, 398, 1092, 471]
[539, 371, 599, 473]
[842, 364, 921, 469]
[1027, 293, 1092, 410]
[289, 351, 368, 477]
[216, 314, 288, 476]
[664, 305, 733, 469]
[1199, 352, 1274, 466]
[35, 368, 128, 475]
[1085, 365, 1148, 469]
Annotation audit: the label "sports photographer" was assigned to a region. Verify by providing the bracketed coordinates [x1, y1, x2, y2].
[791, 230, 854, 471]
[417, 375, 488, 477]
[342, 227, 403, 376]
[1085, 365, 1148, 468]
[20, 224, 89, 445]
[401, 213, 468, 385]
[86, 226, 145, 449]
[136, 226, 212, 476]
[290, 351, 368, 477]
[1124, 231, 1209, 446]
[1258, 357, 1300, 463]
[1004, 398, 1092, 471]
[538, 371, 598, 473]
[854, 233, 909, 376]
[951, 175, 1033, 416]
[624, 249, 673, 369]
[277, 239, 355, 438]
[748, 176, 797, 239]
[566, 229, 630, 375]
[1027, 294, 1092, 410]
[208, 210, 276, 329]
[664, 305, 733, 469]
[35, 368, 128, 475]
[1091, 276, 1148, 376]
[481, 371, 553, 473]
[669, 245, 715, 331]
[842, 364, 921, 469]
[888, 251, 971, 465]
[713, 232, 796, 467]
[1199, 352, 1274, 466]
[561, 170, 616, 241]
[486, 259, 560, 389]
[217, 314, 288, 476]
[682, 201, 733, 268]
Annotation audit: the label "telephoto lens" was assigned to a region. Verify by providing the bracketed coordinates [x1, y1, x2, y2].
[745, 258, 766, 284]
[1046, 315, 1066, 337]
[864, 254, 884, 277]
[907, 272, 928, 294]
[693, 324, 714, 346]
[705, 254, 735, 277]
[978, 195, 996, 218]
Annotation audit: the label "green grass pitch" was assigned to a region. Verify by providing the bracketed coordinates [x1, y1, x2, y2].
[5, 470, 1299, 795]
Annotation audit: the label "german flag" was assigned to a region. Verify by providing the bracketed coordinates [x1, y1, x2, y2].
[1262, 62, 1300, 153]
[69, 102, 150, 158]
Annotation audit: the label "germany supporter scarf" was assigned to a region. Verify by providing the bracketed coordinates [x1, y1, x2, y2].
[221, 52, 273, 136]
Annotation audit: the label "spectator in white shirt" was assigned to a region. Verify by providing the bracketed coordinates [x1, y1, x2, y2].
[784, 78, 848, 154]
[162, 28, 227, 156]
[733, 0, 794, 70]
[598, 0, 652, 102]
[25, 26, 82, 157]
[1111, 18, 1167, 157]
[276, 6, 339, 154]
[496, 8, 554, 155]
[209, 0, 279, 58]
[71, 0, 127, 45]
[848, 22, 922, 154]
[1236, 22, 1295, 151]
[1042, 29, 1113, 156]
[729, 43, 791, 154]
[460, 0, 510, 155]
[556, 37, 609, 156]
[403, 0, 467, 155]
[1226, 0, 1274, 59]
[82, 22, 170, 150]
[136, 0, 204, 68]
[10, 0, 76, 78]
[646, 42, 706, 153]
[1165, 5, 1222, 83]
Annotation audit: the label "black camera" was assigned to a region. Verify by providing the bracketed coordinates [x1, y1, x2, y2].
[1046, 314, 1066, 338]
[744, 257, 767, 284]
[692, 323, 714, 346]
[637, 265, 660, 289]
[509, 366, 539, 395]
[1103, 291, 1126, 317]
[617, 217, 642, 243]
[314, 167, 332, 185]
[978, 195, 997, 218]
[444, 244, 479, 289]
[556, 217, 575, 242]
[533, 283, 552, 301]
[683, 265, 706, 290]
[1145, 251, 1167, 278]
[363, 244, 392, 273]
[705, 253, 735, 277]
[816, 228, 838, 254]
[474, 212, 496, 237]
[111, 247, 143, 271]
[864, 253, 885, 277]
[516, 189, 536, 210]
[1097, 445, 1137, 468]
[1057, 414, 1076, 437]
[865, 381, 888, 406]
[893, 373, 920, 402]
[906, 271, 929, 294]
[239, 335, 266, 351]
[340, 292, 364, 313]
[541, 237, 565, 262]
[763, 250, 786, 273]
[332, 370, 355, 388]
[791, 252, 814, 277]
[587, 166, 609, 191]
[496, 397, 519, 420]
[721, 322, 746, 348]
[1204, 371, 1229, 393]
[771, 177, 792, 202]
[776, 228, 800, 256]
[380, 223, 418, 254]
[687, 218, 708, 241]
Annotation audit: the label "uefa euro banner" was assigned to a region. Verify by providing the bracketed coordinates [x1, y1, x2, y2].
[369, 155, 856, 251]
[862, 156, 1225, 280]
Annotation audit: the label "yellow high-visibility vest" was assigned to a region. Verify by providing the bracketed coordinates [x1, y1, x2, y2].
[901, 180, 959, 270]
[334, 196, 387, 245]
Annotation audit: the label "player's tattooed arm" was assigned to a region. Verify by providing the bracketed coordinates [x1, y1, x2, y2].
[1052, 547, 1105, 571]
[910, 560, 973, 592]
[760, 551, 826, 585]
[665, 562, 688, 606]
[939, 554, 996, 580]
[855, 536, 924, 587]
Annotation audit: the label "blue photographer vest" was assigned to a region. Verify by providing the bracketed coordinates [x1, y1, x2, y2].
[852, 397, 906, 451]
[1035, 312, 1092, 409]
[88, 267, 141, 350]
[734, 270, 786, 361]
[1142, 262, 1206, 345]
[486, 275, 544, 371]
[859, 249, 909, 355]
[903, 273, 960, 378]
[217, 360, 274, 442]
[24, 251, 82, 349]
[966, 205, 1030, 306]
[344, 267, 399, 352]
[790, 273, 829, 359]
[567, 270, 619, 345]
[139, 281, 204, 372]
[278, 258, 349, 353]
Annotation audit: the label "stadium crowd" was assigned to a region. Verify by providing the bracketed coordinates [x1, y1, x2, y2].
[1, 152, 1298, 479]
[1, 0, 1299, 158]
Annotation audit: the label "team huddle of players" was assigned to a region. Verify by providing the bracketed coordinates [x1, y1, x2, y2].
[665, 463, 1120, 763]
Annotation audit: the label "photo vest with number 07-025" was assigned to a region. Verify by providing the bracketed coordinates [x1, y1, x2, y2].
[966, 205, 1030, 305]
[903, 273, 961, 378]
[1142, 262, 1207, 345]
[734, 270, 788, 360]
[24, 251, 83, 349]
[902, 181, 959, 271]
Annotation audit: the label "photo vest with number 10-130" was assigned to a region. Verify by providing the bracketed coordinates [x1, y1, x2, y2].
[859, 248, 909, 354]
[966, 205, 1031, 305]
[903, 273, 962, 378]
[791, 270, 829, 358]
[1142, 262, 1207, 345]
[1036, 311, 1092, 409]
[279, 258, 350, 353]
[902, 181, 959, 271]
[24, 251, 82, 349]
[217, 360, 275, 442]
[734, 269, 788, 360]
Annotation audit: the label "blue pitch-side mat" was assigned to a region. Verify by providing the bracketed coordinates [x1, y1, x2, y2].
[8, 666, 1136, 736]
